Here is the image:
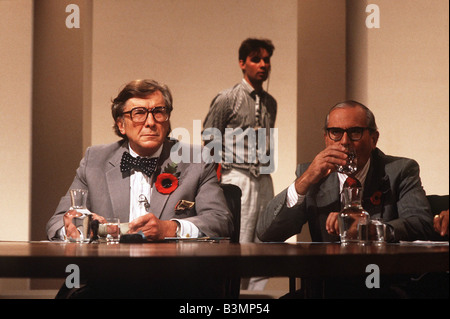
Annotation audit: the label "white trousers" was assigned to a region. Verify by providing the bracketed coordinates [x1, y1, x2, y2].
[221, 168, 274, 243]
[221, 168, 274, 290]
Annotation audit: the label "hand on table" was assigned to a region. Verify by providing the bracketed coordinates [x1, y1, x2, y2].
[433, 209, 449, 237]
[326, 212, 340, 235]
[326, 212, 361, 239]
[63, 210, 106, 239]
[128, 213, 178, 241]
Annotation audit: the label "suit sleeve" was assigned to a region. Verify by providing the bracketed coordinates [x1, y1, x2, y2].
[183, 161, 234, 238]
[203, 93, 232, 136]
[256, 164, 310, 242]
[45, 147, 90, 240]
[385, 159, 434, 241]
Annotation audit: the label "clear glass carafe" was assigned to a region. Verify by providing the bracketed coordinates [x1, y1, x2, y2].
[338, 186, 369, 244]
[63, 189, 93, 242]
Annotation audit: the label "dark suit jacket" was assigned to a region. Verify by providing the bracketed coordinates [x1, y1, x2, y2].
[46, 139, 233, 240]
[257, 148, 434, 242]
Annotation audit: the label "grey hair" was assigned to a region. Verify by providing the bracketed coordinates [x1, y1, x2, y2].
[111, 79, 173, 138]
[324, 100, 378, 131]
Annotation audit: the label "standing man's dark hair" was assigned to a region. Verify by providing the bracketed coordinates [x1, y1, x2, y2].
[238, 38, 275, 64]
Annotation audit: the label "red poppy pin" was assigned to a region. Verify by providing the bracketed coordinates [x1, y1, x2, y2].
[155, 163, 179, 195]
[370, 191, 382, 205]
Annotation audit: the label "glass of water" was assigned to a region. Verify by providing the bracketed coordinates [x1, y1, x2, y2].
[98, 217, 121, 243]
[359, 218, 386, 245]
[336, 145, 357, 175]
[63, 189, 92, 242]
[369, 219, 386, 245]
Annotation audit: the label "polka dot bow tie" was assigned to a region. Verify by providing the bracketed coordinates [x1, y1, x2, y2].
[120, 151, 158, 177]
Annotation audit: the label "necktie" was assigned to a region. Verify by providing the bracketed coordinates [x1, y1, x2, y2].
[344, 176, 361, 188]
[255, 94, 261, 128]
[120, 151, 158, 177]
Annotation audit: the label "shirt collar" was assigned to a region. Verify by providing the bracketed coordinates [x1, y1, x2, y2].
[129, 144, 163, 159]
[242, 78, 265, 96]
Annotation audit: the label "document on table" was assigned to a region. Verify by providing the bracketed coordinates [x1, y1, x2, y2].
[399, 240, 449, 246]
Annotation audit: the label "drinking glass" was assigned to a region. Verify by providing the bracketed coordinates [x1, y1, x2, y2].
[69, 189, 89, 210]
[63, 189, 92, 242]
[99, 218, 121, 243]
[369, 219, 386, 245]
[358, 218, 386, 245]
[336, 146, 357, 175]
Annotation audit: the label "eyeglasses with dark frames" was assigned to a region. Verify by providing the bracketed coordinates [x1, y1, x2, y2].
[326, 127, 373, 141]
[122, 106, 170, 123]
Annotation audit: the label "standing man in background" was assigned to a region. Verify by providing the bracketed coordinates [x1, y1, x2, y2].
[203, 38, 277, 290]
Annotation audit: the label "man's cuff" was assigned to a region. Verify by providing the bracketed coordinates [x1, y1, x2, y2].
[171, 219, 200, 238]
[286, 183, 305, 208]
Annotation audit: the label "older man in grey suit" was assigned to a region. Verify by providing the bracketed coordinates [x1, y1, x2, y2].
[257, 100, 438, 298]
[47, 79, 233, 242]
[257, 100, 434, 244]
[47, 79, 234, 298]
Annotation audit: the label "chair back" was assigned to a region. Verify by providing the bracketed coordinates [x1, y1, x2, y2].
[219, 183, 242, 298]
[427, 195, 449, 214]
[220, 183, 242, 243]
[427, 194, 449, 240]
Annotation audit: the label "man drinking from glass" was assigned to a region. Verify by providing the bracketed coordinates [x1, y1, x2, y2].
[257, 100, 434, 243]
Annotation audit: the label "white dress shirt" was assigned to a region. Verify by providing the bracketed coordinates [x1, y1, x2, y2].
[58, 146, 201, 240]
[128, 146, 200, 238]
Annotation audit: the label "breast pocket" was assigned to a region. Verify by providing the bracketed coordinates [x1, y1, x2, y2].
[174, 200, 196, 217]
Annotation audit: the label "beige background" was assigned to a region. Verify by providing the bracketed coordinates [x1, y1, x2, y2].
[0, 0, 448, 295]
[1, 0, 448, 240]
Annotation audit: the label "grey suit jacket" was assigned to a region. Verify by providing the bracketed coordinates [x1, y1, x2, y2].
[46, 139, 233, 240]
[257, 148, 434, 242]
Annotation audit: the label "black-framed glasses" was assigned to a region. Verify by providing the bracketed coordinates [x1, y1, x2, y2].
[326, 127, 373, 141]
[122, 106, 170, 123]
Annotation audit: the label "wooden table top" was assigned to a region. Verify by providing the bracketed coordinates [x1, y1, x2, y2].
[0, 241, 447, 280]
